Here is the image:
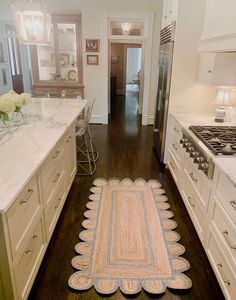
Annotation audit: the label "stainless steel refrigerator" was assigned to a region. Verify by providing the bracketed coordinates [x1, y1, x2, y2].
[153, 22, 175, 163]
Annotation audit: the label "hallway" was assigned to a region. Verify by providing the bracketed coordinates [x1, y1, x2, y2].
[29, 95, 224, 300]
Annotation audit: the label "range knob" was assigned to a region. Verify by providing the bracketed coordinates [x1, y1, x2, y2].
[183, 142, 191, 149]
[194, 156, 204, 164]
[190, 151, 199, 158]
[180, 138, 188, 144]
[198, 162, 209, 172]
[186, 146, 195, 153]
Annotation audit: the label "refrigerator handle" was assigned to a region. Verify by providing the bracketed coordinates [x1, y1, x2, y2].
[157, 90, 162, 112]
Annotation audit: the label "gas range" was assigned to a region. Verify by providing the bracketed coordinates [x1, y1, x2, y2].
[189, 125, 236, 155]
[180, 125, 236, 179]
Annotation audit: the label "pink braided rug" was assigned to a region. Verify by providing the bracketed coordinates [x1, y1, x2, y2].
[68, 178, 192, 295]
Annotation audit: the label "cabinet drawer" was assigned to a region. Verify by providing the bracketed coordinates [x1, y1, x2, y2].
[170, 116, 183, 142]
[14, 218, 45, 300]
[169, 138, 182, 162]
[41, 139, 65, 204]
[211, 197, 236, 268]
[7, 176, 41, 260]
[207, 230, 236, 300]
[33, 87, 58, 98]
[183, 155, 211, 210]
[44, 181, 66, 240]
[182, 171, 206, 242]
[41, 157, 65, 205]
[59, 88, 83, 98]
[168, 148, 181, 186]
[215, 171, 236, 224]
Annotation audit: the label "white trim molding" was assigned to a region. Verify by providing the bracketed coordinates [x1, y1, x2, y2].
[142, 115, 154, 125]
[199, 33, 236, 52]
[90, 114, 108, 124]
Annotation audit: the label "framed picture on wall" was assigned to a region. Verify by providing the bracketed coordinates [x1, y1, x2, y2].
[86, 39, 100, 52]
[87, 55, 99, 65]
[111, 55, 119, 64]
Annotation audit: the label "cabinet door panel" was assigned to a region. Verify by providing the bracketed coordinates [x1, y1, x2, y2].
[35, 26, 57, 81]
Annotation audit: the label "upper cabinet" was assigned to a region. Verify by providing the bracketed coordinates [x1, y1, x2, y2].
[31, 15, 84, 98]
[199, 0, 236, 51]
[161, 0, 178, 28]
[197, 52, 236, 86]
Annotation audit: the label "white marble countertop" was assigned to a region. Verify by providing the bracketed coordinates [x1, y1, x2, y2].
[0, 97, 87, 212]
[171, 111, 236, 184]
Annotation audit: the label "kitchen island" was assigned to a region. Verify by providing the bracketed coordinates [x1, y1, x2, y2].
[166, 111, 236, 300]
[0, 98, 86, 300]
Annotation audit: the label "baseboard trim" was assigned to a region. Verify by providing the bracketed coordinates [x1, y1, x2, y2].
[90, 114, 108, 124]
[142, 115, 154, 125]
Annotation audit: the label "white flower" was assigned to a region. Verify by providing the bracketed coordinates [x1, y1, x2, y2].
[0, 96, 16, 114]
[19, 93, 31, 106]
[0, 91, 31, 115]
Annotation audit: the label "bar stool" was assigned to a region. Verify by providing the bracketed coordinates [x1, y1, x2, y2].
[76, 99, 99, 175]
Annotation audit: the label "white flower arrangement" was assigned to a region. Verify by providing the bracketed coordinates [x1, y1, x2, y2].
[0, 90, 31, 124]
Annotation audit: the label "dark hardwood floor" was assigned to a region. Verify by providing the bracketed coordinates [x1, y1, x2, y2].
[29, 91, 225, 300]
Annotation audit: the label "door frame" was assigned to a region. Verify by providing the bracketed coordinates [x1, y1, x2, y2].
[107, 12, 154, 125]
[109, 39, 144, 115]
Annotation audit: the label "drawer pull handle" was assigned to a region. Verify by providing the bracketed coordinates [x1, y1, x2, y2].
[230, 200, 236, 211]
[53, 173, 61, 183]
[170, 161, 175, 170]
[187, 196, 195, 208]
[25, 249, 32, 254]
[172, 143, 178, 151]
[52, 150, 60, 159]
[217, 263, 230, 285]
[33, 235, 38, 239]
[189, 172, 197, 183]
[223, 231, 236, 249]
[54, 197, 62, 209]
[19, 188, 34, 204]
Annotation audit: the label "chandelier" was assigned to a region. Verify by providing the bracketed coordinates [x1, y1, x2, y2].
[12, 0, 51, 45]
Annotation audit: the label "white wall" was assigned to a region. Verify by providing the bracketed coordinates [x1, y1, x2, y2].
[81, 0, 163, 124]
[201, 0, 236, 40]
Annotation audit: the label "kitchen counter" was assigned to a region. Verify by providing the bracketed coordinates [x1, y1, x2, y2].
[171, 111, 236, 184]
[0, 97, 87, 212]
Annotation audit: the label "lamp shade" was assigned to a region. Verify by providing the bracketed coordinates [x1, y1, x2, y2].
[215, 89, 236, 106]
[12, 1, 51, 45]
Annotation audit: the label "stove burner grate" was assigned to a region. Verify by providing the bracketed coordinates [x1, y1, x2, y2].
[189, 125, 236, 155]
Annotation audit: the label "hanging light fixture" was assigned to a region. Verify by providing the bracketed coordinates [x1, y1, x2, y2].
[121, 22, 131, 35]
[12, 0, 51, 45]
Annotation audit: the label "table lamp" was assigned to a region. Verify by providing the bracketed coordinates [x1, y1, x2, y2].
[214, 89, 235, 122]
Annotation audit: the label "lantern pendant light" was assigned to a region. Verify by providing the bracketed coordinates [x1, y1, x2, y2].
[12, 0, 51, 45]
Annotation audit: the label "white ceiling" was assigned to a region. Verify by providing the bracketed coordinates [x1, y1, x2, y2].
[0, 0, 82, 14]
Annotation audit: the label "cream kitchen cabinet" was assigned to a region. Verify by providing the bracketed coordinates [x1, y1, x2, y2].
[166, 113, 236, 299]
[30, 15, 84, 98]
[0, 123, 77, 300]
[199, 0, 236, 52]
[167, 115, 183, 185]
[161, 0, 178, 28]
[197, 52, 236, 87]
[206, 166, 236, 300]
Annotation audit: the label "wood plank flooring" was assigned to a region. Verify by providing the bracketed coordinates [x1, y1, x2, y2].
[29, 93, 225, 300]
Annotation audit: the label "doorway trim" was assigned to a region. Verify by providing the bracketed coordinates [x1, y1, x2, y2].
[107, 12, 154, 125]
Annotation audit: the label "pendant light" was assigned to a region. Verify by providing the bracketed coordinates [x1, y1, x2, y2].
[12, 0, 51, 45]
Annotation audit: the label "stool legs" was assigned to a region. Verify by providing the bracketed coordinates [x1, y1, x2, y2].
[76, 127, 99, 175]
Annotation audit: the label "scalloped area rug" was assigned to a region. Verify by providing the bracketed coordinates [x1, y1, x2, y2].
[68, 178, 192, 295]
